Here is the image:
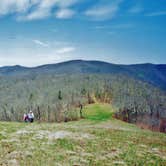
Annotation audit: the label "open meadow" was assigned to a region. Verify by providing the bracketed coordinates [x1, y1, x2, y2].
[0, 104, 166, 166]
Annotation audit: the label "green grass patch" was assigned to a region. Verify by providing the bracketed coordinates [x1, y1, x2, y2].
[56, 139, 74, 150]
[83, 103, 113, 121]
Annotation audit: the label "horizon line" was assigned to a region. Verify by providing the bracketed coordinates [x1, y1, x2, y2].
[0, 59, 165, 68]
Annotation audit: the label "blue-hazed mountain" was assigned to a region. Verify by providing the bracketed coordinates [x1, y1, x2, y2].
[0, 60, 166, 90]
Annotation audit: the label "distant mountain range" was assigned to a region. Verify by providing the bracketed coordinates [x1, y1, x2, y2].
[0, 60, 166, 90]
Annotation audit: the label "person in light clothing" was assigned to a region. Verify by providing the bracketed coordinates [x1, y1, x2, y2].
[28, 110, 34, 123]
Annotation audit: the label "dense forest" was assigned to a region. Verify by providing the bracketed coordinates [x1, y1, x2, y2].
[0, 71, 166, 132]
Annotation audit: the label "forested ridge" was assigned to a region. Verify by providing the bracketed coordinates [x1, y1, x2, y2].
[0, 64, 166, 132]
[0, 60, 166, 90]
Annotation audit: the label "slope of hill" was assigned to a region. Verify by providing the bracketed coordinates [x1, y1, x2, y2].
[0, 60, 166, 133]
[0, 60, 166, 90]
[0, 73, 165, 132]
[0, 104, 165, 166]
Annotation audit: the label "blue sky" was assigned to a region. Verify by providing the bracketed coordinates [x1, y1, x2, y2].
[0, 0, 166, 66]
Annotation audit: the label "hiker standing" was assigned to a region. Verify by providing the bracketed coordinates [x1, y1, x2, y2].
[28, 110, 34, 123]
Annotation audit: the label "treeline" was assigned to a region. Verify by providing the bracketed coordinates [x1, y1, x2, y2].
[0, 74, 166, 132]
[0, 74, 112, 122]
[113, 79, 166, 132]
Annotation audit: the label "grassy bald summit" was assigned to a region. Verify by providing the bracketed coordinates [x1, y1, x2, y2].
[0, 60, 166, 90]
[0, 104, 166, 166]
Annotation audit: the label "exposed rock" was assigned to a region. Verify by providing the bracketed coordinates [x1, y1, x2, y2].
[33, 130, 94, 140]
[6, 159, 20, 166]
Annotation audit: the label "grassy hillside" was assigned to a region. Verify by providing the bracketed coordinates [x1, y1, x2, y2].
[83, 104, 113, 121]
[0, 104, 166, 166]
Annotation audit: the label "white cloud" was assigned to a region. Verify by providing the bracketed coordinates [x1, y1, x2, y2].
[85, 6, 116, 19]
[84, 0, 123, 21]
[111, 23, 133, 29]
[56, 47, 75, 54]
[93, 23, 133, 31]
[0, 0, 78, 20]
[0, 52, 71, 67]
[56, 8, 75, 19]
[145, 11, 166, 17]
[56, 0, 78, 8]
[0, 40, 76, 67]
[18, 0, 56, 20]
[33, 40, 49, 47]
[128, 5, 143, 14]
[0, 0, 39, 15]
[0, 0, 124, 21]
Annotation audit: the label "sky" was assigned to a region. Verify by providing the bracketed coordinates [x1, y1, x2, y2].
[0, 0, 166, 67]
